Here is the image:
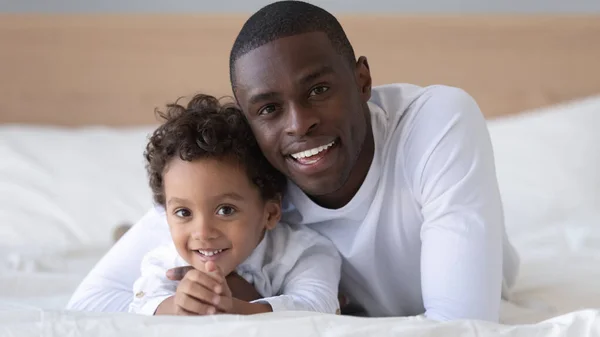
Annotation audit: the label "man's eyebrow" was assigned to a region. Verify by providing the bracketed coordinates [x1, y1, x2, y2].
[298, 65, 335, 86]
[249, 91, 280, 106]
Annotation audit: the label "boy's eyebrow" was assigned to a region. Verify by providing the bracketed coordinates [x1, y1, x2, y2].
[166, 197, 189, 206]
[216, 192, 245, 201]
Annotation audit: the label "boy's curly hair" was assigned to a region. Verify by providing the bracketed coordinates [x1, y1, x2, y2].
[144, 94, 286, 206]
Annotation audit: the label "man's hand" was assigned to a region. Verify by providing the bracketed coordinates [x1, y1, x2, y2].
[167, 265, 261, 302]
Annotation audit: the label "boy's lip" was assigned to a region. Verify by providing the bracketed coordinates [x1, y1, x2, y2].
[193, 248, 229, 262]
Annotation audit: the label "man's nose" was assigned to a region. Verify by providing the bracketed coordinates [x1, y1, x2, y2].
[284, 102, 319, 137]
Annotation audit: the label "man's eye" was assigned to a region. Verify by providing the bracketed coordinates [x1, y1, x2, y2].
[258, 104, 277, 116]
[309, 85, 329, 97]
[174, 209, 191, 218]
[217, 206, 236, 216]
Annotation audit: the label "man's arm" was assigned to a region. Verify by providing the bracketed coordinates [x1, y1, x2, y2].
[253, 233, 342, 314]
[128, 244, 180, 315]
[406, 87, 509, 322]
[66, 208, 172, 312]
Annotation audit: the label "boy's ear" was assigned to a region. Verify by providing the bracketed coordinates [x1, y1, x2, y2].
[264, 195, 282, 230]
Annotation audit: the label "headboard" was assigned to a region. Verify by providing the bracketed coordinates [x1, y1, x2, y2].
[1, 15, 599, 126]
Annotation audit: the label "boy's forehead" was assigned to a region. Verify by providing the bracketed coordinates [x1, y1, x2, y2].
[163, 157, 258, 199]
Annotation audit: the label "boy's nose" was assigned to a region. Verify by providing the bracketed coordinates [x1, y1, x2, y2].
[191, 220, 220, 240]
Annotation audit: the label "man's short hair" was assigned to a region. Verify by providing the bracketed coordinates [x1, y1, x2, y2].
[229, 0, 356, 86]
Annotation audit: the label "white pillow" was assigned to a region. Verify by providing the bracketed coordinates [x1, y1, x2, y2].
[488, 95, 600, 240]
[1, 95, 599, 252]
[0, 125, 156, 251]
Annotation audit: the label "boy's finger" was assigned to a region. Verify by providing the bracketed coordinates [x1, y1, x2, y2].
[179, 278, 221, 304]
[185, 269, 225, 294]
[210, 294, 233, 313]
[175, 293, 217, 315]
[205, 261, 225, 277]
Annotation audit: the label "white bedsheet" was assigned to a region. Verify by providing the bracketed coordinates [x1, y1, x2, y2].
[1, 95, 600, 336]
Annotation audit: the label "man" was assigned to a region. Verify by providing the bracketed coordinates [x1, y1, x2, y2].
[68, 1, 519, 322]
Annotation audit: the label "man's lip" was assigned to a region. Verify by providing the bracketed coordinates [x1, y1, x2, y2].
[283, 137, 338, 156]
[285, 140, 339, 175]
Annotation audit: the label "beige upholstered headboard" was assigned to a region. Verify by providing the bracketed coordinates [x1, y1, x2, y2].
[1, 15, 599, 126]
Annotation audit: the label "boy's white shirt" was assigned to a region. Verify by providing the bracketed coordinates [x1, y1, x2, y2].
[127, 221, 342, 315]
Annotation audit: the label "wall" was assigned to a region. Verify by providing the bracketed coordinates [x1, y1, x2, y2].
[1, 0, 600, 14]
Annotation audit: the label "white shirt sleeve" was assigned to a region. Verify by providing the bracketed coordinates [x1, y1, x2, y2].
[66, 207, 172, 312]
[252, 232, 342, 314]
[406, 87, 506, 322]
[128, 244, 180, 315]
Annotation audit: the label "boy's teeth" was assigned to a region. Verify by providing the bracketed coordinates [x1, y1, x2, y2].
[197, 249, 224, 257]
[291, 141, 335, 159]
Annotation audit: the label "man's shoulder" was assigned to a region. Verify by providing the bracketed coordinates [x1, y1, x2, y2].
[373, 84, 484, 179]
[370, 83, 477, 118]
[371, 83, 481, 139]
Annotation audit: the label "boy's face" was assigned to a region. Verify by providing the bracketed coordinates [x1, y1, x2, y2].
[163, 156, 281, 276]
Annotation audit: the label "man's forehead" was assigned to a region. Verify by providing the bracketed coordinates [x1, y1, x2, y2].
[233, 33, 341, 93]
[234, 33, 336, 75]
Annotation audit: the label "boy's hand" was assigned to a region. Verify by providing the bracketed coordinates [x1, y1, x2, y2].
[169, 262, 230, 315]
[167, 265, 261, 302]
[204, 262, 234, 314]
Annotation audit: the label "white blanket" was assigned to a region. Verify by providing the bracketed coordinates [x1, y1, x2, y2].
[1, 95, 600, 336]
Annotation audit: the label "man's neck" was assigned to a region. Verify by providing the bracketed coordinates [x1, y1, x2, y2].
[309, 114, 375, 209]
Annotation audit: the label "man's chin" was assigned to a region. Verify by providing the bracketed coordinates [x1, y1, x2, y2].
[294, 178, 346, 201]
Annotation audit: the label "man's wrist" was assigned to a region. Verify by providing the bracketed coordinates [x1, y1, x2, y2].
[232, 298, 272, 315]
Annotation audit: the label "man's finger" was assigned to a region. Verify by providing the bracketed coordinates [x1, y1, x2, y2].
[166, 265, 194, 281]
[226, 272, 260, 301]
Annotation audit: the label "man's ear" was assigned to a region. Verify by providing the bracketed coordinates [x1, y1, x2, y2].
[264, 195, 282, 230]
[355, 56, 372, 101]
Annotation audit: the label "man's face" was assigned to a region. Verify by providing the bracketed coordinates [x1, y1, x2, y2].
[233, 32, 372, 198]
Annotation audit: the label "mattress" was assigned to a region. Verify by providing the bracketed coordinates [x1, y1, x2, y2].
[1, 95, 600, 336]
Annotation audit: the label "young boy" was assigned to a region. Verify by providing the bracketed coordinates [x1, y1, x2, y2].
[128, 94, 342, 316]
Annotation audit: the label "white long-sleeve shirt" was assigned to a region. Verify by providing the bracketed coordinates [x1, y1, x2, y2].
[127, 221, 341, 315]
[67, 83, 519, 322]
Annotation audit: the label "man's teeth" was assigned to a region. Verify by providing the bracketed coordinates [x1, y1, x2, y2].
[197, 249, 224, 257]
[291, 141, 335, 159]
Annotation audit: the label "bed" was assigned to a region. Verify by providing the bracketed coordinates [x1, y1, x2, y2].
[1, 14, 600, 336]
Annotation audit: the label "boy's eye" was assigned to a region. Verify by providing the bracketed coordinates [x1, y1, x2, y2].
[309, 85, 329, 97]
[258, 104, 277, 116]
[217, 206, 236, 216]
[174, 208, 192, 218]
